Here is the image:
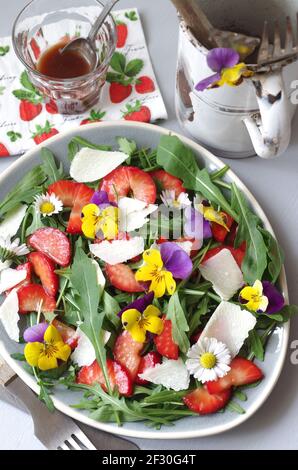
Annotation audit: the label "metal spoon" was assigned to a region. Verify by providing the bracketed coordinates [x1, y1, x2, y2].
[60, 0, 120, 70]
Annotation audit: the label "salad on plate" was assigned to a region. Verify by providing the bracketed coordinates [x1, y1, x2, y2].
[0, 133, 296, 428]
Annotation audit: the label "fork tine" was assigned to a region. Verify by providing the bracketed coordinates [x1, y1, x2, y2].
[64, 437, 83, 450]
[258, 20, 270, 62]
[59, 443, 71, 450]
[273, 20, 282, 56]
[72, 430, 97, 450]
[285, 16, 295, 51]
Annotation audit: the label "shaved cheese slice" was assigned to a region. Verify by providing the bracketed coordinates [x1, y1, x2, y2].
[174, 241, 193, 256]
[118, 197, 158, 232]
[71, 328, 111, 367]
[200, 301, 257, 357]
[0, 289, 20, 342]
[91, 260, 106, 290]
[199, 248, 244, 300]
[0, 268, 27, 295]
[70, 148, 128, 182]
[90, 237, 144, 265]
[0, 204, 27, 239]
[138, 358, 190, 391]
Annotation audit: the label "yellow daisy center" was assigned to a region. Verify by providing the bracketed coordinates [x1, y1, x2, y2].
[200, 352, 217, 369]
[40, 201, 55, 214]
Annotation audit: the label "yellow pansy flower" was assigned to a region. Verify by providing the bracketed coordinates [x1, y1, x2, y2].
[135, 249, 176, 298]
[196, 199, 229, 230]
[24, 324, 71, 371]
[239, 280, 269, 312]
[81, 203, 118, 240]
[216, 63, 254, 87]
[122, 304, 164, 343]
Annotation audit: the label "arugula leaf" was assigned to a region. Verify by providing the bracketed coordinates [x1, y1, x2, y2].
[263, 304, 298, 323]
[41, 147, 64, 184]
[69, 247, 110, 391]
[0, 166, 46, 216]
[166, 292, 190, 354]
[157, 135, 237, 219]
[260, 228, 284, 283]
[10, 353, 26, 361]
[226, 401, 246, 414]
[102, 291, 121, 329]
[116, 136, 137, 156]
[24, 205, 44, 237]
[188, 296, 209, 335]
[231, 183, 267, 283]
[248, 330, 264, 361]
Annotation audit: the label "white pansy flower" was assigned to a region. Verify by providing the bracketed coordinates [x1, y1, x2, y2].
[0, 236, 29, 260]
[160, 190, 191, 210]
[34, 192, 63, 217]
[186, 337, 231, 383]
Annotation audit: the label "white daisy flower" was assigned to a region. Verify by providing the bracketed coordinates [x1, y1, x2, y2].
[186, 337, 231, 383]
[160, 190, 191, 209]
[34, 192, 63, 217]
[0, 236, 29, 260]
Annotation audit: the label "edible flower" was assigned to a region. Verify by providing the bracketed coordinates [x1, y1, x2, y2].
[90, 190, 117, 208]
[186, 337, 231, 383]
[195, 48, 254, 92]
[0, 236, 29, 261]
[135, 243, 193, 298]
[261, 281, 284, 314]
[239, 280, 269, 313]
[23, 322, 48, 343]
[160, 190, 191, 210]
[184, 204, 212, 240]
[195, 196, 229, 230]
[34, 192, 63, 217]
[24, 324, 71, 371]
[122, 303, 164, 343]
[81, 203, 119, 240]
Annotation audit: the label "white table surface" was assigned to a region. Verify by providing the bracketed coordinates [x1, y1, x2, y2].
[1, 0, 298, 451]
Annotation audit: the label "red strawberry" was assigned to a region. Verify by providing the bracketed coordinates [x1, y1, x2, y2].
[45, 99, 59, 114]
[211, 212, 234, 243]
[32, 121, 58, 144]
[30, 38, 41, 60]
[225, 222, 238, 246]
[76, 358, 133, 397]
[123, 101, 151, 123]
[135, 351, 162, 385]
[6, 262, 32, 294]
[19, 100, 42, 122]
[183, 386, 231, 415]
[150, 169, 185, 197]
[116, 23, 128, 48]
[105, 263, 144, 293]
[18, 284, 56, 314]
[52, 319, 78, 350]
[100, 166, 156, 204]
[135, 76, 155, 94]
[206, 357, 263, 395]
[109, 82, 132, 103]
[27, 252, 59, 298]
[0, 143, 10, 157]
[202, 245, 245, 269]
[113, 331, 143, 381]
[80, 109, 106, 125]
[48, 180, 94, 234]
[154, 317, 179, 360]
[28, 227, 71, 267]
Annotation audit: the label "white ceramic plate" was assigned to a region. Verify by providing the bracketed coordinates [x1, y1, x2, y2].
[0, 121, 289, 440]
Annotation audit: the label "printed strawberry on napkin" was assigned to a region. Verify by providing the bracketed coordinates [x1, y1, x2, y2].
[0, 8, 167, 157]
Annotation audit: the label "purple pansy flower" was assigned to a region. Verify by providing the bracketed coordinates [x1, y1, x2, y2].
[195, 48, 240, 92]
[91, 190, 117, 208]
[262, 281, 285, 315]
[160, 242, 193, 279]
[23, 322, 48, 343]
[118, 292, 154, 317]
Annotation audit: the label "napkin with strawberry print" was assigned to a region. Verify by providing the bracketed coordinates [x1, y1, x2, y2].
[0, 8, 167, 157]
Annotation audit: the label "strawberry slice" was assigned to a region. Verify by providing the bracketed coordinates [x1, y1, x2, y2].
[183, 385, 231, 415]
[135, 351, 162, 385]
[6, 262, 32, 294]
[28, 227, 71, 267]
[47, 180, 94, 234]
[202, 245, 245, 268]
[105, 263, 144, 293]
[113, 331, 143, 381]
[211, 212, 234, 243]
[100, 166, 156, 204]
[28, 252, 59, 297]
[154, 316, 179, 360]
[18, 284, 56, 314]
[150, 169, 185, 197]
[52, 319, 78, 350]
[76, 358, 133, 397]
[206, 357, 263, 395]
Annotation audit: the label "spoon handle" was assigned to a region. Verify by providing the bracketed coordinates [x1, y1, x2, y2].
[88, 0, 119, 44]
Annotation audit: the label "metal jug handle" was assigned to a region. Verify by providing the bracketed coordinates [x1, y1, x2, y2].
[243, 70, 291, 158]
